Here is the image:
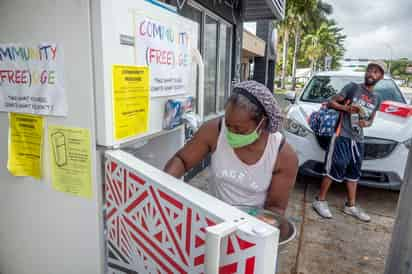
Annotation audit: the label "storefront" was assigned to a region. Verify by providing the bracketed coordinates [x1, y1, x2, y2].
[166, 0, 285, 117]
[241, 29, 266, 81]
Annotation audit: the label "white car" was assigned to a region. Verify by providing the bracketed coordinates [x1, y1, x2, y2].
[283, 71, 412, 190]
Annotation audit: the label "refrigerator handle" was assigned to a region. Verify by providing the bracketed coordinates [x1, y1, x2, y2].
[205, 219, 247, 274]
[191, 48, 204, 122]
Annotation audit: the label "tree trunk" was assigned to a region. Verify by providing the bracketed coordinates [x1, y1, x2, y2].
[310, 60, 315, 76]
[281, 27, 289, 90]
[291, 25, 301, 91]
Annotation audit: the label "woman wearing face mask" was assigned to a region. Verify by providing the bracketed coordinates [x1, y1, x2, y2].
[164, 81, 298, 215]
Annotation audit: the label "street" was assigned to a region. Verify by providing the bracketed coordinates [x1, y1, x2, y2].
[189, 170, 398, 274]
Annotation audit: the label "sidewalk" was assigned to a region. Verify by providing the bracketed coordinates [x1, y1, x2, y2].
[188, 170, 398, 274]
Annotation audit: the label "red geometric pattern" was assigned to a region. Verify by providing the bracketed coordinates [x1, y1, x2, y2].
[105, 159, 259, 274]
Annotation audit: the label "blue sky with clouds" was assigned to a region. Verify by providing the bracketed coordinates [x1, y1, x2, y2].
[326, 0, 412, 59]
[245, 0, 412, 60]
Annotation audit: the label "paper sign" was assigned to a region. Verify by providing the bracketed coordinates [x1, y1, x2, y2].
[135, 16, 195, 97]
[49, 125, 92, 199]
[7, 113, 44, 179]
[0, 43, 67, 116]
[113, 65, 149, 140]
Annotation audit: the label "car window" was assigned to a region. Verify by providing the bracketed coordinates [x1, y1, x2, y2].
[300, 76, 405, 104]
[374, 79, 405, 103]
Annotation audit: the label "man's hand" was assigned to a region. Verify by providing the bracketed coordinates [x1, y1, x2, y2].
[344, 105, 361, 114]
[359, 120, 371, 128]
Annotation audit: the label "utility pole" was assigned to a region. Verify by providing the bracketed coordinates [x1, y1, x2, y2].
[384, 43, 393, 75]
[384, 148, 412, 274]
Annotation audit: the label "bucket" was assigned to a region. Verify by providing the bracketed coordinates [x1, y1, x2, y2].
[234, 205, 297, 248]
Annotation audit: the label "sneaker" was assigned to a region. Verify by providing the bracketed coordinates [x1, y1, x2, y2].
[343, 205, 371, 222]
[312, 199, 333, 218]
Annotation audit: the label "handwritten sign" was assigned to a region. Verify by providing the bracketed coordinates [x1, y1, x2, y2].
[135, 17, 195, 97]
[0, 43, 67, 116]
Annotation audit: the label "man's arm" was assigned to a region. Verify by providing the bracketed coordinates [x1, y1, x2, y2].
[164, 119, 219, 178]
[264, 142, 299, 216]
[328, 83, 360, 114]
[328, 94, 360, 114]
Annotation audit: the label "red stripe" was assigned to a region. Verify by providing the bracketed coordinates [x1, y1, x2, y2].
[129, 172, 145, 185]
[111, 161, 117, 172]
[159, 190, 183, 210]
[125, 191, 148, 213]
[124, 216, 186, 274]
[150, 187, 188, 266]
[194, 255, 204, 266]
[127, 224, 174, 274]
[107, 179, 120, 206]
[108, 178, 122, 207]
[186, 208, 192, 255]
[245, 257, 255, 274]
[123, 169, 127, 203]
[219, 262, 238, 273]
[106, 207, 117, 221]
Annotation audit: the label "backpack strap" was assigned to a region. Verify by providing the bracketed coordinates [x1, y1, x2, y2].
[336, 83, 357, 136]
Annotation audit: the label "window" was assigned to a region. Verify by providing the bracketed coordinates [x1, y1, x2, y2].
[204, 15, 218, 116]
[179, 1, 233, 117]
[217, 23, 232, 111]
[301, 76, 406, 104]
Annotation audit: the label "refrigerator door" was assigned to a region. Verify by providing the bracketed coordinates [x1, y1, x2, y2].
[92, 0, 200, 147]
[104, 150, 279, 274]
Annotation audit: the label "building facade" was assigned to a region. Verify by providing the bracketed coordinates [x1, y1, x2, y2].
[166, 0, 285, 118]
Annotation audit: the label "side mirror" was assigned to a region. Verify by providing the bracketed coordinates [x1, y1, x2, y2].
[285, 91, 297, 103]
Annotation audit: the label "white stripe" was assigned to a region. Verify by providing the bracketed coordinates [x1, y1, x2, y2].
[325, 135, 337, 174]
[322, 173, 344, 182]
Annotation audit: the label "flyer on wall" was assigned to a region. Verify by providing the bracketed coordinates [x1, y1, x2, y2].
[0, 43, 68, 116]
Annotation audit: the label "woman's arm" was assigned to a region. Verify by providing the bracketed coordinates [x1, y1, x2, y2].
[264, 142, 299, 216]
[164, 119, 219, 178]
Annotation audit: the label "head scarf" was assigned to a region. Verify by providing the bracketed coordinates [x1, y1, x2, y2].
[232, 80, 283, 133]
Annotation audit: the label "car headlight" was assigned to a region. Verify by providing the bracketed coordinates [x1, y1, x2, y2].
[403, 138, 412, 149]
[284, 118, 310, 137]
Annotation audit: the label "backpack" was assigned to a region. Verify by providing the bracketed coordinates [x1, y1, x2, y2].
[308, 83, 357, 149]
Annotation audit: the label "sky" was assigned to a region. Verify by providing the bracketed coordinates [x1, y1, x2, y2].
[326, 0, 412, 60]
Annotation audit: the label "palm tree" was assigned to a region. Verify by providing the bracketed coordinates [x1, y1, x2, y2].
[290, 0, 332, 90]
[303, 22, 332, 72]
[302, 20, 346, 72]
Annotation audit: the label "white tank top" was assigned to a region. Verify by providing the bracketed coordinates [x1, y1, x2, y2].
[209, 121, 283, 208]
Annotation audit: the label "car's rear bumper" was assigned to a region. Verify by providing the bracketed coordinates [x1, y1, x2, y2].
[299, 160, 402, 190]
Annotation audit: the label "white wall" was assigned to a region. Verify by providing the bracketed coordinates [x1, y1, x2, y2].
[0, 1, 104, 273]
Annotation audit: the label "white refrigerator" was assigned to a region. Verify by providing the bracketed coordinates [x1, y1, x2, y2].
[0, 0, 280, 273]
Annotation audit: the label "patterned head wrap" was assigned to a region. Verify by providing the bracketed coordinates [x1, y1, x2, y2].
[232, 80, 283, 133]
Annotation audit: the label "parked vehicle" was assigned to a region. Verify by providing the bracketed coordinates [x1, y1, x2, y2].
[283, 71, 412, 190]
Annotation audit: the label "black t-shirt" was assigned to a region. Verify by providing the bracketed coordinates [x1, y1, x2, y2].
[337, 82, 380, 142]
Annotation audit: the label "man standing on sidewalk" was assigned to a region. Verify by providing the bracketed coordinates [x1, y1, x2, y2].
[312, 61, 386, 222]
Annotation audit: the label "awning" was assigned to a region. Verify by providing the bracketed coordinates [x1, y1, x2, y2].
[242, 0, 285, 21]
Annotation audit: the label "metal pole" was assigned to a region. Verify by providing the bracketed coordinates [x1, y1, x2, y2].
[384, 147, 412, 274]
[384, 43, 393, 75]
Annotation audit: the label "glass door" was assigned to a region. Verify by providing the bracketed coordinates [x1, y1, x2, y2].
[204, 15, 218, 116]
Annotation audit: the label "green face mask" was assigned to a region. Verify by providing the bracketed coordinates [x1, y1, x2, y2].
[226, 119, 264, 148]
